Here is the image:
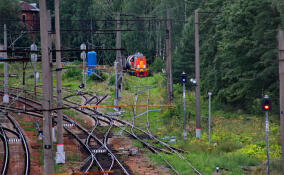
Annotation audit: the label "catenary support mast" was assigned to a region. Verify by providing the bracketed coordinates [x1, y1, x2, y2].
[55, 0, 65, 163]
[39, 0, 55, 173]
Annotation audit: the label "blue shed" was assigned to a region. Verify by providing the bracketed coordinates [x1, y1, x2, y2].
[87, 51, 97, 76]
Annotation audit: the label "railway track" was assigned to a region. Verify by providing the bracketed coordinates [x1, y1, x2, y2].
[0, 112, 30, 175]
[63, 91, 201, 174]
[0, 89, 131, 174]
[0, 126, 9, 175]
[0, 88, 202, 174]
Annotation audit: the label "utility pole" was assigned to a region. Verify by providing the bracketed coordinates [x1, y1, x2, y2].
[278, 29, 284, 174]
[166, 7, 173, 104]
[47, 10, 55, 145]
[195, 10, 201, 138]
[3, 24, 9, 103]
[47, 10, 54, 110]
[115, 12, 122, 108]
[184, 0, 187, 23]
[116, 12, 122, 68]
[55, 0, 65, 164]
[39, 0, 54, 173]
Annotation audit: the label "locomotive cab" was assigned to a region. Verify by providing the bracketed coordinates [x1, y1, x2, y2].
[125, 53, 149, 77]
[134, 56, 148, 77]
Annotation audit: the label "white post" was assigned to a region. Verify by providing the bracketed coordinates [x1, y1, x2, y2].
[208, 92, 212, 145]
[3, 24, 9, 103]
[80, 43, 86, 87]
[183, 82, 187, 139]
[31, 43, 38, 97]
[52, 126, 56, 142]
[265, 110, 270, 175]
[114, 61, 118, 107]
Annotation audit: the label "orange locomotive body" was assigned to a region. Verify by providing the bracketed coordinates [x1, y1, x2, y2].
[126, 53, 149, 77]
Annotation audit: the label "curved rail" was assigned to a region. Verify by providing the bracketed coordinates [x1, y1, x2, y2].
[0, 126, 9, 175]
[64, 117, 130, 175]
[1, 88, 199, 174]
[6, 114, 30, 175]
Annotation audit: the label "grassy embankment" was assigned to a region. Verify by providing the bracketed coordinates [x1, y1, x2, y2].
[62, 66, 281, 174]
[0, 63, 281, 174]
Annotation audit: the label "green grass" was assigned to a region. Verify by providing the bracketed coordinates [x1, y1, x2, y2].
[66, 152, 81, 162]
[63, 109, 78, 118]
[55, 164, 64, 173]
[109, 73, 282, 175]
[149, 152, 259, 175]
[1, 63, 281, 175]
[18, 120, 38, 133]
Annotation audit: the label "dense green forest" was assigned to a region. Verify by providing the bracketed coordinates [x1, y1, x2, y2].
[1, 0, 284, 113]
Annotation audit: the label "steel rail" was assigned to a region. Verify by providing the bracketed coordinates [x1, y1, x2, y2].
[2, 127, 20, 138]
[132, 93, 180, 175]
[64, 117, 130, 175]
[2, 88, 196, 174]
[6, 114, 30, 175]
[82, 114, 105, 173]
[0, 127, 9, 175]
[2, 90, 108, 173]
[134, 91, 202, 175]
[63, 127, 97, 173]
[1, 90, 186, 154]
[63, 101, 186, 154]
[0, 91, 102, 173]
[103, 120, 115, 172]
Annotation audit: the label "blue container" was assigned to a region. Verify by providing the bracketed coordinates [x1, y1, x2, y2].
[87, 51, 97, 76]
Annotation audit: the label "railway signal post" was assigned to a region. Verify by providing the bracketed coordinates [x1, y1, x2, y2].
[208, 92, 212, 145]
[262, 95, 271, 175]
[30, 43, 38, 97]
[3, 24, 9, 103]
[80, 43, 87, 88]
[181, 72, 187, 139]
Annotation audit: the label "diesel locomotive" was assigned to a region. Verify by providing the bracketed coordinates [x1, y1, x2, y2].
[125, 53, 149, 77]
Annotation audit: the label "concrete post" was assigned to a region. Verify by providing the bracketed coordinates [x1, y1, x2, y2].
[3, 24, 9, 103]
[39, 0, 55, 173]
[195, 10, 201, 138]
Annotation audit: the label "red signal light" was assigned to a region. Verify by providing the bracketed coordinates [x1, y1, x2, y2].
[264, 105, 270, 110]
[261, 96, 272, 111]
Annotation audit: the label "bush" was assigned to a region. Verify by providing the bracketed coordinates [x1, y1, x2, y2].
[150, 56, 165, 74]
[62, 68, 82, 80]
[62, 61, 82, 80]
[108, 74, 115, 85]
[87, 71, 108, 82]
